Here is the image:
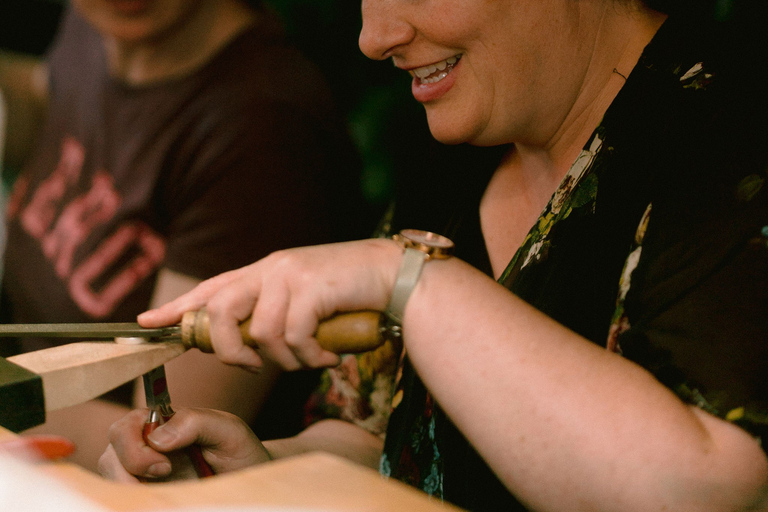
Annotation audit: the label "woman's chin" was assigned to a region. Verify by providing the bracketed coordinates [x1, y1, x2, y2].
[425, 119, 472, 146]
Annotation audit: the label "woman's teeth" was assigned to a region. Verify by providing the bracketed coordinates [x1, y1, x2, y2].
[412, 55, 461, 84]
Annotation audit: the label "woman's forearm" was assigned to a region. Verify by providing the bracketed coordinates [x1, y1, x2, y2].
[402, 257, 768, 512]
[263, 419, 383, 469]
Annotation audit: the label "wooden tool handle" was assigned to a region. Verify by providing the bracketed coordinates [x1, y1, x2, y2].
[180, 310, 385, 355]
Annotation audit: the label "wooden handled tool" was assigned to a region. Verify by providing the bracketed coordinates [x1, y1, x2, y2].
[0, 310, 385, 432]
[179, 309, 384, 354]
[0, 310, 385, 354]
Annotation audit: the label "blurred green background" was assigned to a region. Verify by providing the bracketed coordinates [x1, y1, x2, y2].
[0, 0, 438, 213]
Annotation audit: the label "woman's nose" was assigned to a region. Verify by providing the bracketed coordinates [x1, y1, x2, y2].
[359, 0, 415, 60]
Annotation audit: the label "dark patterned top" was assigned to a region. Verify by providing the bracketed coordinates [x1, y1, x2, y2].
[305, 13, 768, 511]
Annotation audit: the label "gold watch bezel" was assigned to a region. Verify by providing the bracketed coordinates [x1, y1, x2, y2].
[393, 229, 454, 260]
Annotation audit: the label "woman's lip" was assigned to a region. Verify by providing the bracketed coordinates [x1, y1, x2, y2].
[410, 58, 461, 103]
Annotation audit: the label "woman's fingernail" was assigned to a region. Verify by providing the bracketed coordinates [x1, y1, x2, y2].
[146, 462, 172, 477]
[147, 427, 175, 447]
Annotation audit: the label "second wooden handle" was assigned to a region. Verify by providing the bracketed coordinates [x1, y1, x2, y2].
[180, 310, 385, 355]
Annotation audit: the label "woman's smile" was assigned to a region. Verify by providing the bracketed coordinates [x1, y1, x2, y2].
[409, 55, 462, 103]
[410, 54, 461, 84]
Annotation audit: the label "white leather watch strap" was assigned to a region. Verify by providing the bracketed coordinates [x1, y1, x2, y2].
[384, 247, 428, 325]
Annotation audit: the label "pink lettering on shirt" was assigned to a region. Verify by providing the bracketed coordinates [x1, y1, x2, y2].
[12, 135, 167, 319]
[69, 221, 166, 318]
[20, 137, 84, 238]
[42, 171, 121, 278]
[6, 175, 29, 220]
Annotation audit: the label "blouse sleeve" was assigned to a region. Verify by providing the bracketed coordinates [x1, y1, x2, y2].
[617, 167, 768, 451]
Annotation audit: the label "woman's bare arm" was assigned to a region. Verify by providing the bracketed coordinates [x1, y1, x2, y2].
[136, 240, 768, 511]
[404, 257, 768, 512]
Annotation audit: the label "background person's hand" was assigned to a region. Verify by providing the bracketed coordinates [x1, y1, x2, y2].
[97, 408, 271, 483]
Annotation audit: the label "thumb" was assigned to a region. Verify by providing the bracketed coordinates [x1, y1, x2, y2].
[147, 408, 270, 474]
[143, 411, 199, 453]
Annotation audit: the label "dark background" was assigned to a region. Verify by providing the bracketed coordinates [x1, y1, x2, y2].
[0, 0, 441, 212]
[2, 0, 764, 209]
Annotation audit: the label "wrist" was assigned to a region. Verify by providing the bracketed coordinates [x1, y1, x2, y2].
[382, 230, 454, 337]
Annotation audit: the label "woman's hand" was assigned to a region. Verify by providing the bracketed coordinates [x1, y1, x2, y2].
[97, 408, 270, 483]
[138, 239, 402, 371]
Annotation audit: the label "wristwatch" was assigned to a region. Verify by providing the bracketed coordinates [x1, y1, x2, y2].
[383, 229, 454, 337]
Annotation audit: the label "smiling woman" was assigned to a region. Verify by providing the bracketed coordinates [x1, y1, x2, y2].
[97, 1, 768, 511]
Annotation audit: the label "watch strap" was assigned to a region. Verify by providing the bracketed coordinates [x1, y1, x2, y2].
[384, 247, 428, 325]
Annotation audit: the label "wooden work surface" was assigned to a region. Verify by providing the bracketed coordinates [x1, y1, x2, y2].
[0, 426, 464, 511]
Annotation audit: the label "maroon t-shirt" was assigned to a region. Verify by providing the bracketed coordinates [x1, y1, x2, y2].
[1, 8, 364, 353]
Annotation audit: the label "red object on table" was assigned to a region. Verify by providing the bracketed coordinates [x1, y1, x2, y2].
[0, 434, 76, 461]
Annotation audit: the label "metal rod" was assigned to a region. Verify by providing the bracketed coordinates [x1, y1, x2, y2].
[0, 322, 181, 340]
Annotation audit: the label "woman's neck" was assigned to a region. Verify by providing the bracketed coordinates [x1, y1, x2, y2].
[522, 5, 667, 178]
[103, 1, 256, 86]
[481, 5, 667, 277]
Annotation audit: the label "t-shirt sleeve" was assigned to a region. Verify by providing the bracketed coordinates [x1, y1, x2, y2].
[159, 101, 354, 279]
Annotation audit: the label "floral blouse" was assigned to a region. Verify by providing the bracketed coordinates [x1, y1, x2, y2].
[304, 13, 768, 512]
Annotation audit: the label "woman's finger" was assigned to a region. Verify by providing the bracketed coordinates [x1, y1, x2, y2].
[284, 295, 341, 368]
[247, 280, 303, 371]
[97, 444, 141, 483]
[103, 409, 172, 479]
[205, 279, 264, 369]
[138, 267, 250, 327]
[146, 408, 271, 474]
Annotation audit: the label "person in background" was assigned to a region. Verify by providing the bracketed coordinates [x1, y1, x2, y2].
[99, 0, 768, 511]
[0, 0, 367, 471]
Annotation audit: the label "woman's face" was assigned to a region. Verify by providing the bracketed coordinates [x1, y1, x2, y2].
[71, 0, 204, 44]
[359, 0, 590, 147]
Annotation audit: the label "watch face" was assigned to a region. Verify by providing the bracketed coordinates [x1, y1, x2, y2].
[400, 229, 454, 257]
[401, 229, 453, 248]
